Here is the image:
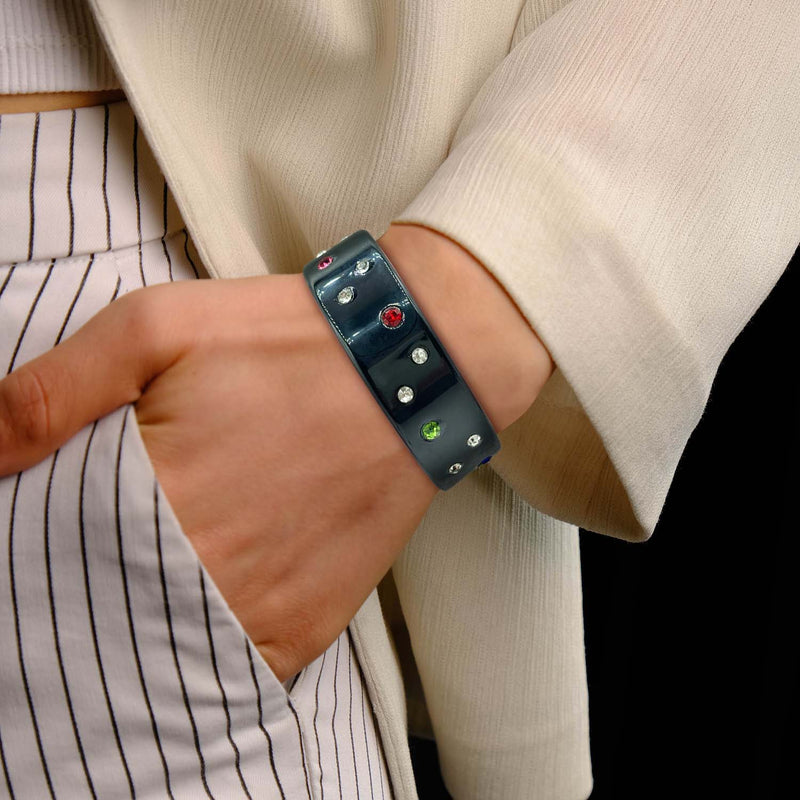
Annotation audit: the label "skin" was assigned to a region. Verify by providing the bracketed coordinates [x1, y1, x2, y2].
[0, 90, 127, 113]
[0, 93, 554, 681]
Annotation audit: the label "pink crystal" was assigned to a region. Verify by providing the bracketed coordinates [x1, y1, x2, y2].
[317, 256, 333, 270]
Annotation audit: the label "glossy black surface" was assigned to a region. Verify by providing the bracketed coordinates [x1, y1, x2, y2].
[303, 231, 500, 490]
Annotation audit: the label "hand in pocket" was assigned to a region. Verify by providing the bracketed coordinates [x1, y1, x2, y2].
[0, 273, 437, 680]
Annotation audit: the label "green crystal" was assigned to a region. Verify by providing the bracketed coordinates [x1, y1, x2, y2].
[421, 420, 441, 441]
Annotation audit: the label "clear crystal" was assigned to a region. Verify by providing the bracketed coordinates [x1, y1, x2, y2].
[354, 259, 372, 275]
[397, 386, 414, 404]
[448, 463, 463, 474]
[410, 347, 429, 364]
[467, 434, 482, 447]
[337, 286, 355, 304]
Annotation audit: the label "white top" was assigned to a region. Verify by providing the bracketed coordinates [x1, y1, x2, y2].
[0, 0, 119, 93]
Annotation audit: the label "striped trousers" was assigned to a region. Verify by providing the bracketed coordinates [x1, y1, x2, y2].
[0, 103, 393, 799]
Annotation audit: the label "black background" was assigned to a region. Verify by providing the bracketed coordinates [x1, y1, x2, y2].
[581, 248, 798, 800]
[411, 246, 798, 799]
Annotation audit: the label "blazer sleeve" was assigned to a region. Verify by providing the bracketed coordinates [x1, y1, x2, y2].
[393, 0, 800, 540]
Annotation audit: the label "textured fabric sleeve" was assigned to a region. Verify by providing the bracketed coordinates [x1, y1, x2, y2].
[393, 0, 800, 540]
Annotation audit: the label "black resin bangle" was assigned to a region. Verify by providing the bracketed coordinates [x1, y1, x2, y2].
[303, 230, 500, 490]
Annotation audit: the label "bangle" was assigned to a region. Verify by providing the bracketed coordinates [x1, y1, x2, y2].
[303, 230, 500, 490]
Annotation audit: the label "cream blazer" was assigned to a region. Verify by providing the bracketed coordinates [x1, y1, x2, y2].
[87, 1, 800, 798]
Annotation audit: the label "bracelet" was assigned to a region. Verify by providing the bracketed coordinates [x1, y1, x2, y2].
[302, 230, 500, 490]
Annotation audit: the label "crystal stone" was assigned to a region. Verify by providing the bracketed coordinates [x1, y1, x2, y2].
[380, 305, 404, 328]
[420, 420, 441, 441]
[448, 463, 463, 474]
[317, 256, 333, 270]
[410, 346, 428, 364]
[397, 386, 414, 404]
[354, 259, 372, 275]
[467, 434, 482, 447]
[337, 286, 355, 304]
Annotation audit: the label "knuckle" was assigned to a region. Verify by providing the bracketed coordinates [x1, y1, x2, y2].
[113, 285, 178, 362]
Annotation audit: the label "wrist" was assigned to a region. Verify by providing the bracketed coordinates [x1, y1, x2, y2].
[378, 224, 553, 433]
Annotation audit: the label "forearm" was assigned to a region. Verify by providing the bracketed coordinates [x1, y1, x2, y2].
[379, 223, 554, 434]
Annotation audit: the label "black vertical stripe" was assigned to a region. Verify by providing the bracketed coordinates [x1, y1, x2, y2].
[162, 182, 174, 281]
[0, 264, 17, 303]
[8, 472, 56, 799]
[79, 421, 136, 798]
[347, 636, 361, 799]
[102, 105, 112, 251]
[153, 485, 214, 800]
[27, 114, 40, 262]
[332, 637, 343, 800]
[44, 449, 98, 798]
[67, 109, 77, 257]
[198, 569, 252, 799]
[115, 411, 173, 799]
[7, 259, 54, 375]
[244, 640, 286, 800]
[286, 694, 314, 800]
[132, 119, 145, 286]
[111, 481, 178, 800]
[0, 723, 15, 799]
[111, 275, 122, 302]
[183, 230, 200, 279]
[313, 651, 328, 800]
[54, 254, 94, 346]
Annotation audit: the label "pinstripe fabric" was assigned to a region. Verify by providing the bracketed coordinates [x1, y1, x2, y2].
[0, 102, 393, 799]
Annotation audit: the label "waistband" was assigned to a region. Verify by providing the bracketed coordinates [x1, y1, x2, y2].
[0, 101, 185, 265]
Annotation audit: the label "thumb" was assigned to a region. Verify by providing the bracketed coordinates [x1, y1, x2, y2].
[0, 286, 187, 475]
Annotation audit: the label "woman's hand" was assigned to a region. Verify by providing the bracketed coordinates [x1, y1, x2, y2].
[0, 224, 553, 680]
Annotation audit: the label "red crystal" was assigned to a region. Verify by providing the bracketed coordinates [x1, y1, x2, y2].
[380, 305, 404, 328]
[317, 256, 333, 270]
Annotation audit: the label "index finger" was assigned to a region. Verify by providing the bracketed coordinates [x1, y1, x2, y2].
[0, 286, 185, 475]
